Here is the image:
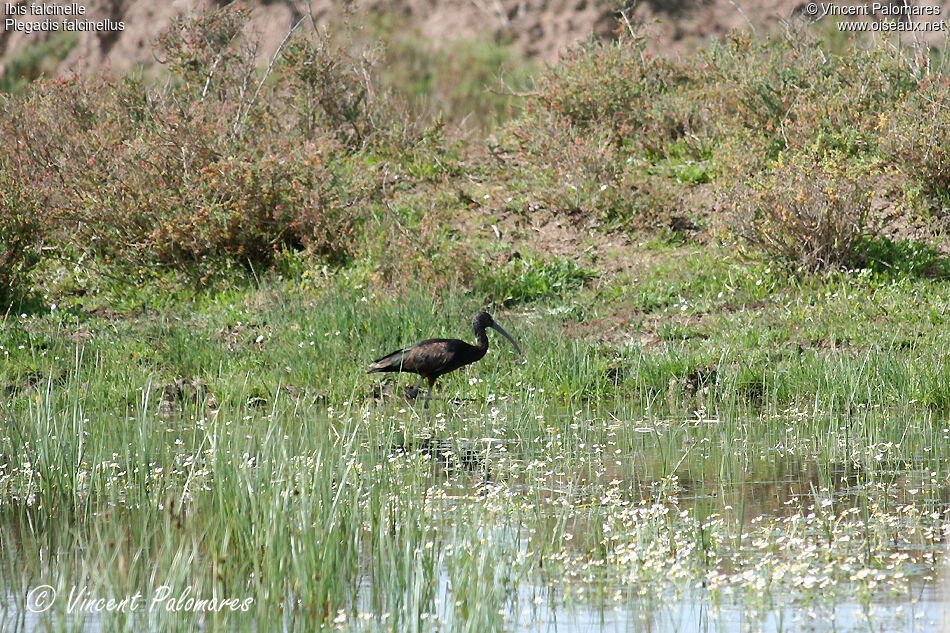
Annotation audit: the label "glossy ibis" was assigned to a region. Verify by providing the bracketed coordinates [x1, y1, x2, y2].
[367, 312, 521, 405]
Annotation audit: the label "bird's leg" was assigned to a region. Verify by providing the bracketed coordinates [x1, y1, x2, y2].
[423, 377, 437, 408]
[408, 376, 426, 400]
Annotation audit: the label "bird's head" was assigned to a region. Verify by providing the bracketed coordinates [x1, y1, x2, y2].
[473, 311, 521, 355]
[473, 311, 494, 331]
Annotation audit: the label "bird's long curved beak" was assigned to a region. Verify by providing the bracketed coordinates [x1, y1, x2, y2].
[490, 322, 522, 355]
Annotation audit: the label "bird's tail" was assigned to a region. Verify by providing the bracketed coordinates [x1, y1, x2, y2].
[367, 348, 410, 373]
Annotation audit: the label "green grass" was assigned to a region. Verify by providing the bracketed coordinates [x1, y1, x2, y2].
[10, 242, 950, 415]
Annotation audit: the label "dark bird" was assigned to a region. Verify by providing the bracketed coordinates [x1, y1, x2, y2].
[367, 312, 521, 405]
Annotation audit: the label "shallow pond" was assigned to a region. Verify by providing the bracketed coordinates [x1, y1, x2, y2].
[1, 398, 948, 632]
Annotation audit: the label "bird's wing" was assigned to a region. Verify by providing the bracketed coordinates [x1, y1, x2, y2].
[367, 339, 456, 375]
[402, 340, 456, 375]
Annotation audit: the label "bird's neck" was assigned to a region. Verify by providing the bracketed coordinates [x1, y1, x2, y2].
[474, 328, 489, 351]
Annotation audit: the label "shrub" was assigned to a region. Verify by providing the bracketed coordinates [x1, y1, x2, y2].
[512, 32, 712, 161]
[0, 7, 403, 279]
[280, 32, 384, 148]
[534, 36, 709, 157]
[154, 7, 251, 89]
[0, 165, 47, 303]
[706, 31, 911, 162]
[501, 37, 705, 228]
[729, 152, 873, 271]
[497, 28, 931, 267]
[882, 79, 950, 203]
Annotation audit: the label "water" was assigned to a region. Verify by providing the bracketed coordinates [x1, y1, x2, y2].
[1, 403, 949, 632]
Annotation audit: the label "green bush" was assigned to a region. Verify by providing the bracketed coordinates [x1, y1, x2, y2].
[533, 36, 709, 157]
[491, 26, 939, 273]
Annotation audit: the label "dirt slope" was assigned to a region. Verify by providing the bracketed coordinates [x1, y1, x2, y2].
[4, 0, 949, 79]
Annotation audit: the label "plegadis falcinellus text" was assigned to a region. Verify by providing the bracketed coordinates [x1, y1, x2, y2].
[367, 312, 521, 405]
